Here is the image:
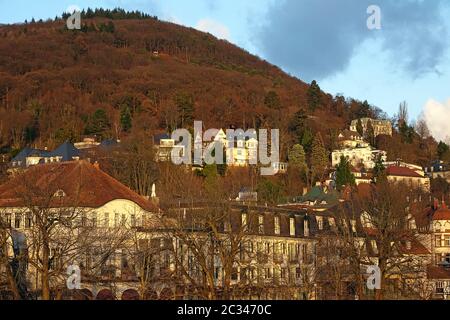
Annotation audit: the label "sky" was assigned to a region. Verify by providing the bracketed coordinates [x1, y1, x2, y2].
[1, 0, 449, 142]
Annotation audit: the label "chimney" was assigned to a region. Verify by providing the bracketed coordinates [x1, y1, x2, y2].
[434, 198, 439, 210]
[93, 161, 100, 170]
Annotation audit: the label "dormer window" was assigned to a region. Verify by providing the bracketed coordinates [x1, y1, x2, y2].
[274, 216, 280, 235]
[317, 216, 323, 230]
[53, 189, 66, 198]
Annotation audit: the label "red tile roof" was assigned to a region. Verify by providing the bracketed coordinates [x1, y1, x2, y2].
[0, 161, 158, 211]
[428, 266, 450, 280]
[399, 239, 430, 255]
[432, 204, 450, 221]
[386, 166, 423, 178]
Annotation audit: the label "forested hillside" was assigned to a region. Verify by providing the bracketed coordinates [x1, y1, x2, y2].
[0, 8, 442, 165]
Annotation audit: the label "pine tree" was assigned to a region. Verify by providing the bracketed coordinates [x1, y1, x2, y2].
[175, 93, 194, 128]
[288, 144, 307, 172]
[356, 118, 364, 137]
[373, 155, 386, 183]
[264, 91, 281, 110]
[85, 109, 110, 137]
[366, 119, 375, 146]
[289, 109, 309, 146]
[307, 80, 321, 111]
[310, 133, 328, 184]
[335, 156, 355, 190]
[120, 106, 132, 132]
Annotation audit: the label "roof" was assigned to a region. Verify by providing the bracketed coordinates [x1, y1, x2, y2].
[99, 139, 119, 149]
[339, 129, 362, 140]
[153, 133, 171, 145]
[11, 147, 50, 163]
[48, 141, 80, 161]
[427, 266, 450, 280]
[0, 161, 158, 212]
[386, 166, 424, 178]
[399, 239, 430, 255]
[432, 204, 450, 221]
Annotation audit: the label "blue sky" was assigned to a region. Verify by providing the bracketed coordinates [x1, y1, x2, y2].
[1, 0, 449, 141]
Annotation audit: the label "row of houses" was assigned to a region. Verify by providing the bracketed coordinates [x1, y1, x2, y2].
[1, 158, 450, 300]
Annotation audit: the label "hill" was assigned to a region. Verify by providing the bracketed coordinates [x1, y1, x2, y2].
[0, 9, 440, 166]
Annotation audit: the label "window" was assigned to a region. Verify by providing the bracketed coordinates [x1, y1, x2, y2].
[121, 214, 126, 227]
[304, 219, 309, 237]
[258, 215, 264, 234]
[265, 242, 271, 254]
[224, 220, 231, 233]
[436, 281, 445, 294]
[131, 214, 136, 227]
[5, 213, 12, 227]
[296, 267, 302, 279]
[81, 213, 87, 227]
[91, 213, 97, 228]
[328, 217, 336, 228]
[25, 213, 32, 228]
[289, 218, 295, 236]
[265, 268, 272, 279]
[274, 216, 280, 235]
[14, 214, 21, 229]
[436, 235, 442, 247]
[281, 268, 287, 279]
[445, 235, 450, 247]
[241, 213, 248, 231]
[115, 213, 119, 227]
[317, 216, 323, 230]
[371, 240, 378, 254]
[231, 268, 238, 281]
[104, 213, 109, 228]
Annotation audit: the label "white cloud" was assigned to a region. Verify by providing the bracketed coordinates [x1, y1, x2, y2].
[195, 18, 231, 41]
[423, 98, 450, 143]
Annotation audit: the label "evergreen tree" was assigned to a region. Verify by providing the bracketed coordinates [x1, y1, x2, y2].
[300, 127, 314, 153]
[175, 93, 195, 128]
[85, 109, 110, 137]
[264, 91, 281, 110]
[335, 156, 355, 190]
[366, 119, 375, 146]
[307, 80, 321, 111]
[437, 141, 450, 161]
[356, 118, 364, 137]
[310, 133, 328, 183]
[289, 109, 308, 144]
[373, 155, 386, 183]
[120, 106, 132, 132]
[288, 144, 307, 172]
[257, 179, 283, 205]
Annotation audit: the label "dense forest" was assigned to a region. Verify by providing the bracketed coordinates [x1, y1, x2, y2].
[0, 8, 446, 167]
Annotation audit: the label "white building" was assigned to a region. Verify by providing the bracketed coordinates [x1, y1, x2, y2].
[332, 146, 387, 169]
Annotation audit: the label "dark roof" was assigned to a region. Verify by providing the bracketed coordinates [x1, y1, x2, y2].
[0, 161, 158, 212]
[49, 141, 80, 161]
[11, 147, 50, 163]
[99, 139, 119, 149]
[153, 133, 171, 145]
[296, 186, 339, 205]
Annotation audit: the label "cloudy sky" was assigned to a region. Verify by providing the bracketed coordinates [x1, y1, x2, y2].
[1, 0, 449, 141]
